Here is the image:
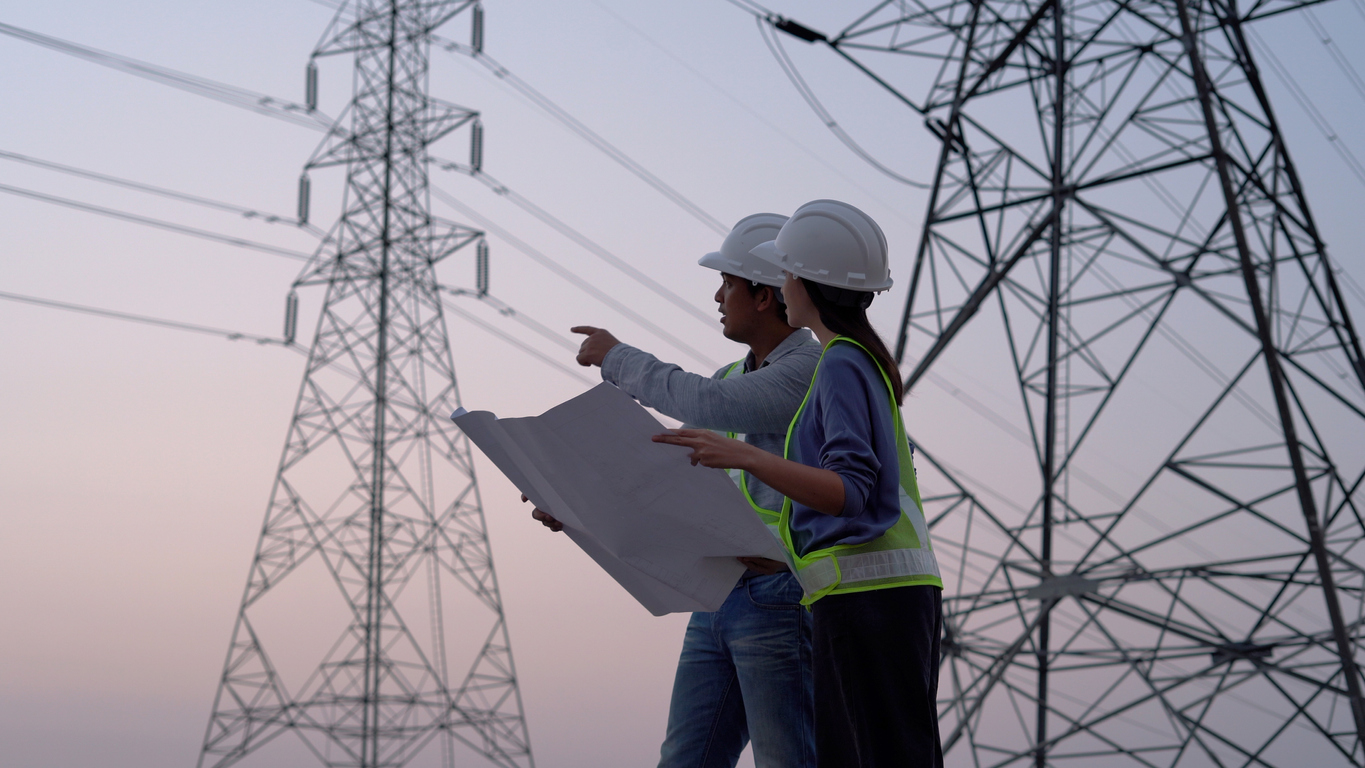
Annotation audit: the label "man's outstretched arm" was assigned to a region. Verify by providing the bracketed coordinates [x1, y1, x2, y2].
[573, 326, 819, 434]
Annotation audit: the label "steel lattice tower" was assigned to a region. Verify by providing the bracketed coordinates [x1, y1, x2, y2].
[198, 2, 531, 766]
[764, 0, 1365, 764]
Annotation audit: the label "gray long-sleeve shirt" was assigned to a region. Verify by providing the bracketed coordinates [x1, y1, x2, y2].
[599, 329, 822, 513]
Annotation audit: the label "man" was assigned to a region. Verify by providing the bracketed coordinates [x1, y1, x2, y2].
[528, 213, 821, 767]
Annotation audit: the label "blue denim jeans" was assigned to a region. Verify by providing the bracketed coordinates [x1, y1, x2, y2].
[657, 571, 815, 768]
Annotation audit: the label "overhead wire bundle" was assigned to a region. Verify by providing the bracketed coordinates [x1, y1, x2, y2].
[0, 12, 748, 378]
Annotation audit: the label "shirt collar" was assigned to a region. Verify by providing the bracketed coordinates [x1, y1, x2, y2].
[745, 328, 818, 372]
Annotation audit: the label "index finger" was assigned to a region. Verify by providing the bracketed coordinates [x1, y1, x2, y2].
[669, 428, 712, 438]
[570, 326, 600, 336]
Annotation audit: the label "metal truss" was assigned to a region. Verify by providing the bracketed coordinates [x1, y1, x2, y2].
[763, 0, 1365, 764]
[199, 2, 532, 767]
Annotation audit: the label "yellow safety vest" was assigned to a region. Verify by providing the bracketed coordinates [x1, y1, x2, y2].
[718, 360, 783, 536]
[777, 337, 943, 605]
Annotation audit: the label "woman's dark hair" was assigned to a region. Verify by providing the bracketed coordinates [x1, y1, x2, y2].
[802, 278, 904, 404]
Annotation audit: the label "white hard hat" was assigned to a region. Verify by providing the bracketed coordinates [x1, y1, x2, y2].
[698, 213, 789, 288]
[750, 199, 892, 292]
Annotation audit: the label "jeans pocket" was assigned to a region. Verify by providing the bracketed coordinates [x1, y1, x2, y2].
[746, 572, 805, 609]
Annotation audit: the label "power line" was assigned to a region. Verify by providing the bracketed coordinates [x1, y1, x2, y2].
[1300, 8, 1365, 107]
[0, 289, 298, 348]
[434, 159, 718, 329]
[431, 186, 721, 369]
[2, 12, 719, 365]
[721, 0, 776, 16]
[0, 182, 315, 261]
[0, 148, 319, 235]
[5, 3, 735, 349]
[565, 0, 925, 228]
[1340, 267, 1365, 309]
[439, 286, 579, 352]
[1, 285, 590, 388]
[754, 16, 931, 189]
[0, 21, 331, 130]
[1246, 26, 1365, 188]
[430, 34, 729, 236]
[440, 297, 594, 385]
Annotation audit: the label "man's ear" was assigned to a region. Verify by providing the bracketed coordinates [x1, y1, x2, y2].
[754, 285, 776, 313]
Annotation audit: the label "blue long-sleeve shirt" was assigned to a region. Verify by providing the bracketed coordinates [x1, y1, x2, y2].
[599, 329, 821, 514]
[788, 342, 903, 557]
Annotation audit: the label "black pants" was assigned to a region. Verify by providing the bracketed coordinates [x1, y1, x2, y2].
[811, 584, 943, 768]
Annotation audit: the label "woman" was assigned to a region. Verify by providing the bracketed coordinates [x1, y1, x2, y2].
[654, 200, 944, 768]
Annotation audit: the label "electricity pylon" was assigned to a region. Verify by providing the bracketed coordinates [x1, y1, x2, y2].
[199, 2, 532, 767]
[764, 0, 1365, 764]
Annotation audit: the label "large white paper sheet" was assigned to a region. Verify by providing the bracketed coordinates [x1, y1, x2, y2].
[452, 383, 787, 616]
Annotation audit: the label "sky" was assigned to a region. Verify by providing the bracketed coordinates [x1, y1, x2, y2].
[2, 1, 1365, 767]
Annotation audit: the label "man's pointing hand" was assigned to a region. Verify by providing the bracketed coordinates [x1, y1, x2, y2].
[571, 326, 621, 367]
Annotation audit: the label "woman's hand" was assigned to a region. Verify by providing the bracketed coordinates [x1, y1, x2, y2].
[657, 430, 847, 516]
[653, 429, 760, 470]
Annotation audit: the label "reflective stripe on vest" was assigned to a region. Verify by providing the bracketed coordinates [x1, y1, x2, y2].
[718, 359, 782, 535]
[778, 337, 943, 604]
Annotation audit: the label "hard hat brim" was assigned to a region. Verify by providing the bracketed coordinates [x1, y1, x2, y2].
[701, 248, 785, 287]
[750, 239, 893, 292]
[698, 250, 734, 274]
[749, 240, 784, 270]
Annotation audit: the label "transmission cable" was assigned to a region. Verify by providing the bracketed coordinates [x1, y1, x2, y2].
[1341, 268, 1365, 310]
[431, 186, 721, 369]
[301, 10, 763, 338]
[1299, 8, 1365, 107]
[4, 162, 708, 364]
[496, 0, 923, 230]
[0, 9, 695, 384]
[429, 35, 729, 236]
[0, 286, 592, 385]
[0, 289, 299, 348]
[439, 286, 579, 352]
[722, 0, 777, 15]
[440, 297, 595, 385]
[433, 159, 716, 329]
[0, 148, 319, 235]
[1245, 26, 1365, 188]
[0, 182, 315, 262]
[755, 15, 931, 189]
[0, 21, 331, 130]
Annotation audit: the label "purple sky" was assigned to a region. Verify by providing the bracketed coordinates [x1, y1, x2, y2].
[3, 1, 1365, 766]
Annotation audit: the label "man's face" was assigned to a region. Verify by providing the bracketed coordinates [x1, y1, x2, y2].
[714, 273, 763, 342]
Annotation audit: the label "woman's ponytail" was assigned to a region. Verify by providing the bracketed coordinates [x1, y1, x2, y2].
[802, 278, 904, 404]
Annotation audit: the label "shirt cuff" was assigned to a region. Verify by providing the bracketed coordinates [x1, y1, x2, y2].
[599, 342, 633, 384]
[838, 473, 865, 518]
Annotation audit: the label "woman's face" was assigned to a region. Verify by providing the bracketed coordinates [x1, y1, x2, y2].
[782, 271, 816, 329]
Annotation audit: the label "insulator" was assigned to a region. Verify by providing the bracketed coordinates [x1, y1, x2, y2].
[476, 240, 490, 297]
[284, 290, 299, 344]
[471, 5, 484, 54]
[297, 173, 311, 225]
[470, 120, 483, 173]
[773, 17, 827, 43]
[305, 61, 318, 112]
